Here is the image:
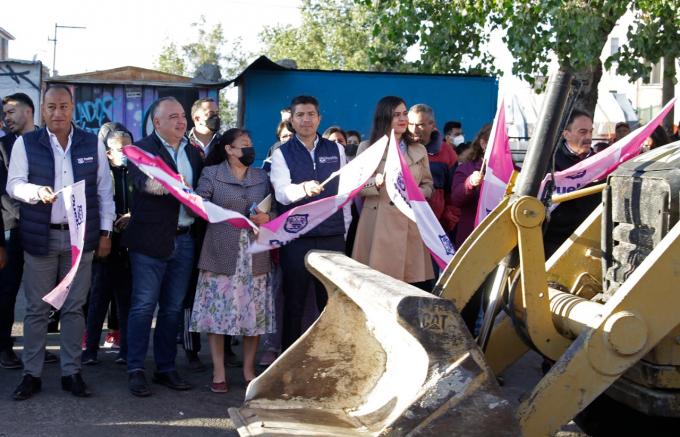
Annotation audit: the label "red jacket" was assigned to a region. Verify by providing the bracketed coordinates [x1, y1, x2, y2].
[425, 131, 460, 232]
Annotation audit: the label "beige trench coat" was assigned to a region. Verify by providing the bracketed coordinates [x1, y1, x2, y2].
[351, 140, 435, 283]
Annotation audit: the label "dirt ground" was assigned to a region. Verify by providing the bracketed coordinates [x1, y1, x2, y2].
[0, 287, 586, 436]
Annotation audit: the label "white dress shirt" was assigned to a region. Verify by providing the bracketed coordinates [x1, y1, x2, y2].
[7, 127, 116, 231]
[270, 134, 351, 232]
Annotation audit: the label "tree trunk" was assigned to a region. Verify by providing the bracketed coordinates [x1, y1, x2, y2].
[570, 59, 604, 116]
[662, 56, 676, 134]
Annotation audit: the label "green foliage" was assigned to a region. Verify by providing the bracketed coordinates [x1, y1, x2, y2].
[155, 42, 186, 76]
[259, 0, 406, 71]
[155, 16, 250, 79]
[358, 0, 501, 75]
[154, 16, 252, 129]
[500, 1, 628, 86]
[608, 0, 680, 84]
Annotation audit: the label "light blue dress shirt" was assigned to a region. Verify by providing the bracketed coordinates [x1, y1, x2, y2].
[155, 131, 194, 227]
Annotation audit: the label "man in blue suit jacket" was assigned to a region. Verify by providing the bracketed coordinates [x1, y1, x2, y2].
[122, 97, 203, 397]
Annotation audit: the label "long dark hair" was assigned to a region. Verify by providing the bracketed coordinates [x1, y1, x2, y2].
[368, 96, 416, 146]
[204, 128, 250, 166]
[467, 123, 492, 163]
[649, 125, 672, 150]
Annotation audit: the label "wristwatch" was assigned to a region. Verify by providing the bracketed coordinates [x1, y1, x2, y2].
[100, 230, 112, 239]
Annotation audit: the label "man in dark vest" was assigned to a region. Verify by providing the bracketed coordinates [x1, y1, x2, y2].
[122, 96, 203, 397]
[1, 92, 37, 369]
[269, 95, 350, 350]
[6, 85, 115, 400]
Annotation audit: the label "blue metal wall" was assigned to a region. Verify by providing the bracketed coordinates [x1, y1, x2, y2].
[241, 69, 498, 162]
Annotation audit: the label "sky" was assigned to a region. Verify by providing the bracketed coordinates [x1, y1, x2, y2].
[4, 0, 302, 77]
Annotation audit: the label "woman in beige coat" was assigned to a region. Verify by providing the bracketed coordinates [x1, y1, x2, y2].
[352, 96, 435, 288]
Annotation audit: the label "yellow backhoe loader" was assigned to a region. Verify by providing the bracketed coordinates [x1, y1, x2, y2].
[228, 71, 680, 436]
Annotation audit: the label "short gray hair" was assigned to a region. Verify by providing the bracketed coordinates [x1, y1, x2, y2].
[409, 103, 435, 122]
[106, 130, 133, 148]
[151, 96, 182, 120]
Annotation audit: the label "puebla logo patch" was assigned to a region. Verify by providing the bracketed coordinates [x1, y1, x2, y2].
[283, 214, 309, 234]
[439, 234, 455, 255]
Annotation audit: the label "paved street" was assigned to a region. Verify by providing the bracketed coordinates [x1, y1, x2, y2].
[0, 287, 585, 436]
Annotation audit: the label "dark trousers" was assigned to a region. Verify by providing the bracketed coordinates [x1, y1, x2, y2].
[85, 243, 131, 358]
[182, 224, 205, 355]
[280, 235, 345, 350]
[0, 228, 23, 351]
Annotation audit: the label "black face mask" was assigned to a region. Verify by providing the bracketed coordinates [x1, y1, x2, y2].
[238, 147, 256, 166]
[345, 144, 358, 157]
[205, 115, 221, 132]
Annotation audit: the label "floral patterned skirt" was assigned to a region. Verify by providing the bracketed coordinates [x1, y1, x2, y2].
[189, 230, 274, 336]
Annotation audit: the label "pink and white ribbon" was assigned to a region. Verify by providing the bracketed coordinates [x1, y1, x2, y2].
[384, 131, 455, 269]
[544, 98, 676, 200]
[248, 136, 389, 253]
[123, 145, 256, 229]
[475, 98, 514, 225]
[43, 180, 87, 309]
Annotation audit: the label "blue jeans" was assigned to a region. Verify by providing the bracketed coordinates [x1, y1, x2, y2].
[126, 233, 194, 373]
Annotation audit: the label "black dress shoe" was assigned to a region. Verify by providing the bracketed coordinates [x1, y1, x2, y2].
[61, 373, 91, 397]
[186, 351, 207, 373]
[152, 370, 191, 391]
[0, 349, 22, 369]
[13, 374, 41, 401]
[128, 370, 151, 397]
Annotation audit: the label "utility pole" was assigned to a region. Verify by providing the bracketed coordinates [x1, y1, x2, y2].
[48, 23, 86, 76]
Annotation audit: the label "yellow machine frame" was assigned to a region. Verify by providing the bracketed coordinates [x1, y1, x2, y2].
[436, 190, 680, 436]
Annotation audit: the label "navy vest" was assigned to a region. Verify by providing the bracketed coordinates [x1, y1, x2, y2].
[277, 135, 344, 237]
[21, 127, 101, 256]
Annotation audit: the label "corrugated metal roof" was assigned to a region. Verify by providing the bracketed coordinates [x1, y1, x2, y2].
[46, 65, 227, 88]
[225, 55, 495, 86]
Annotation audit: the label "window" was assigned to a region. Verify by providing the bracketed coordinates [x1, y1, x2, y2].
[642, 60, 662, 85]
[610, 37, 620, 56]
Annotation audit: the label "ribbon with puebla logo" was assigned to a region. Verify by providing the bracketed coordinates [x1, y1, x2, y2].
[542, 98, 677, 205]
[384, 130, 455, 269]
[123, 145, 257, 230]
[43, 180, 87, 309]
[248, 136, 388, 253]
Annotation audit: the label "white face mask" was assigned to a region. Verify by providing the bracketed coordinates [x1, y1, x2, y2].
[108, 149, 127, 167]
[452, 134, 465, 146]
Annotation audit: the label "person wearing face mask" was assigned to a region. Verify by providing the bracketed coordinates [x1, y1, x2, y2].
[345, 130, 361, 160]
[444, 121, 464, 146]
[82, 123, 134, 366]
[188, 98, 221, 159]
[184, 98, 230, 372]
[189, 128, 274, 393]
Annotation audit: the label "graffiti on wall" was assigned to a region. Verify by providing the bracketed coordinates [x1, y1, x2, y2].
[0, 61, 42, 125]
[75, 95, 114, 134]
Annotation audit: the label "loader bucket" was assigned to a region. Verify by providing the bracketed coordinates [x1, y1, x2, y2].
[228, 251, 519, 436]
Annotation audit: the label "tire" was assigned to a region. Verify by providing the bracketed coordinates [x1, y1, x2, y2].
[574, 392, 680, 437]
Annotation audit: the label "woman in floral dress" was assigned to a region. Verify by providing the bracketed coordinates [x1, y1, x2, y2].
[190, 128, 274, 392]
